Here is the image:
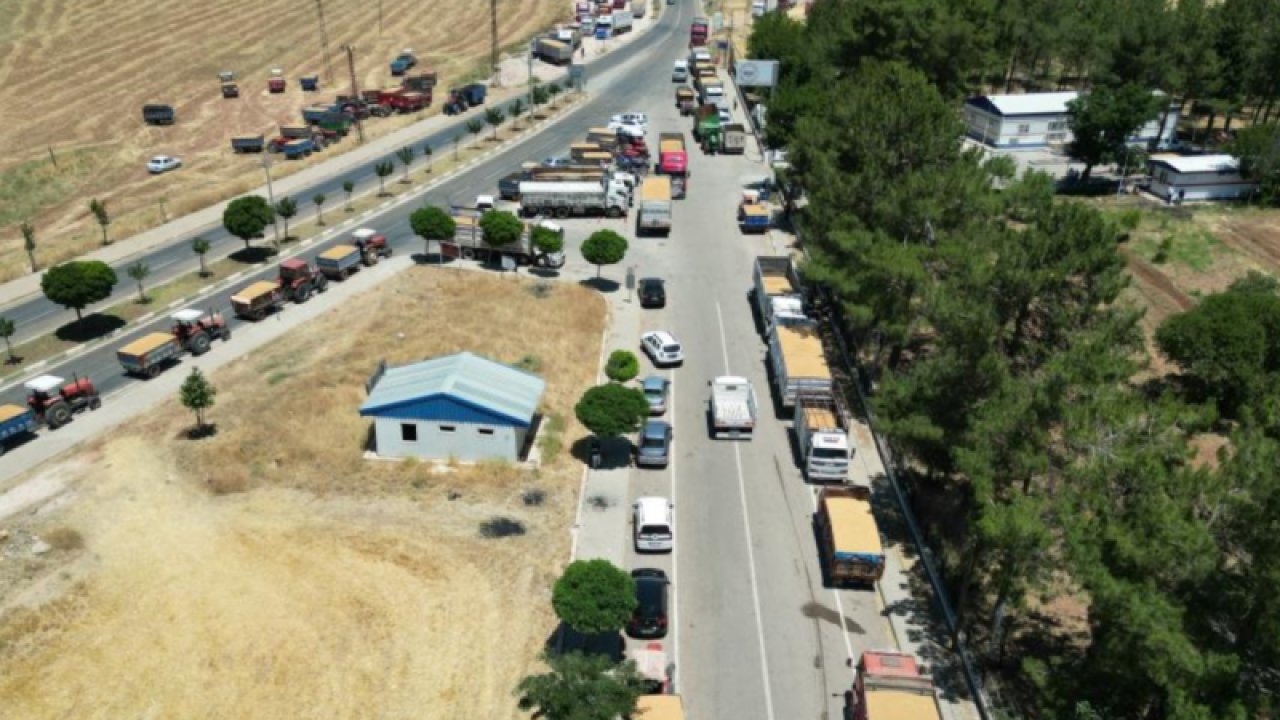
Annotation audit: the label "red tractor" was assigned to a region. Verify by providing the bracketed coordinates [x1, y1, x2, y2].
[351, 228, 393, 265]
[278, 258, 329, 303]
[25, 374, 101, 429]
[170, 308, 231, 355]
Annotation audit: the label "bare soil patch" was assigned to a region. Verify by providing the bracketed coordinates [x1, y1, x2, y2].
[0, 269, 606, 719]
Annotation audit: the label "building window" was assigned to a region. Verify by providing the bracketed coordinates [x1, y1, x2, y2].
[478, 428, 495, 436]
[400, 423, 418, 442]
[1048, 120, 1067, 131]
[1017, 124, 1031, 135]
[440, 425, 457, 433]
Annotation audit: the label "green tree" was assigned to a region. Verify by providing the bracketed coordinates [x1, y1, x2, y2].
[192, 236, 211, 277]
[551, 558, 637, 635]
[531, 224, 563, 254]
[547, 82, 562, 106]
[342, 180, 355, 211]
[88, 198, 111, 246]
[1066, 84, 1163, 181]
[509, 99, 526, 128]
[274, 197, 298, 241]
[531, 83, 550, 108]
[604, 350, 639, 382]
[20, 221, 36, 272]
[40, 260, 118, 321]
[126, 261, 151, 303]
[312, 193, 327, 226]
[516, 652, 647, 720]
[0, 316, 15, 363]
[484, 107, 505, 139]
[222, 195, 274, 249]
[580, 230, 627, 278]
[409, 205, 456, 259]
[478, 210, 523, 248]
[1227, 123, 1280, 204]
[179, 366, 217, 434]
[574, 383, 648, 438]
[421, 142, 434, 173]
[396, 145, 415, 182]
[374, 160, 394, 196]
[466, 118, 484, 141]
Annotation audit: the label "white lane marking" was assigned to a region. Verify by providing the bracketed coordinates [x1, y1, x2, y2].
[715, 301, 776, 720]
[669, 370, 681, 694]
[803, 488, 859, 680]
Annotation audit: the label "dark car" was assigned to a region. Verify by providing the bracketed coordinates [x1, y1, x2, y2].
[639, 277, 666, 308]
[627, 568, 670, 639]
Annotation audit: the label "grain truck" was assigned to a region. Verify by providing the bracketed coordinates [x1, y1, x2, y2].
[534, 37, 574, 65]
[442, 216, 566, 268]
[709, 376, 758, 439]
[723, 122, 748, 154]
[116, 309, 232, 378]
[816, 486, 885, 586]
[693, 104, 722, 153]
[767, 322, 832, 409]
[518, 181, 628, 219]
[753, 256, 807, 334]
[657, 132, 688, 198]
[795, 394, 852, 482]
[637, 176, 673, 236]
[851, 651, 943, 720]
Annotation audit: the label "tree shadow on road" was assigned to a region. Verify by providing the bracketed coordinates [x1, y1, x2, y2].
[579, 277, 620, 293]
[228, 246, 278, 265]
[55, 313, 126, 343]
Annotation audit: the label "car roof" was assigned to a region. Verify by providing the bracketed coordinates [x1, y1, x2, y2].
[635, 496, 670, 515]
[645, 330, 676, 343]
[641, 376, 668, 391]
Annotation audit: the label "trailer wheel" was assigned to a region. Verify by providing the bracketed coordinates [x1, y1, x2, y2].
[384, 247, 394, 257]
[607, 206, 623, 219]
[47, 404, 71, 429]
[190, 333, 212, 356]
[555, 207, 570, 219]
[89, 396, 102, 411]
[251, 309, 265, 321]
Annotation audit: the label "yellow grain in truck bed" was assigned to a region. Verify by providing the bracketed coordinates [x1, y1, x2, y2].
[635, 695, 685, 720]
[865, 690, 941, 720]
[320, 245, 357, 260]
[827, 494, 883, 556]
[659, 139, 683, 154]
[742, 204, 768, 217]
[118, 332, 175, 358]
[0, 404, 29, 423]
[803, 405, 838, 429]
[762, 274, 795, 296]
[777, 325, 830, 378]
[231, 281, 279, 304]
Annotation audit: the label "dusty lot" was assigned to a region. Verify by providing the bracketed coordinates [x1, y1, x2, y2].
[0, 0, 568, 280]
[0, 268, 605, 719]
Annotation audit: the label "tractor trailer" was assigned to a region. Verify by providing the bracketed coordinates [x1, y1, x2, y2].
[442, 217, 566, 268]
[116, 310, 231, 378]
[518, 181, 629, 219]
[768, 322, 832, 409]
[753, 256, 808, 334]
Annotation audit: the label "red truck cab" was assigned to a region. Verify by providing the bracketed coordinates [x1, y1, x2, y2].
[852, 651, 943, 720]
[690, 18, 710, 46]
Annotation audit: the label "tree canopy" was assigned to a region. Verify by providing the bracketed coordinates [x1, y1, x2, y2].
[580, 230, 627, 278]
[41, 260, 118, 320]
[479, 210, 523, 248]
[551, 559, 636, 635]
[516, 652, 647, 720]
[1066, 84, 1163, 181]
[410, 206, 457, 254]
[574, 383, 648, 438]
[222, 196, 274, 248]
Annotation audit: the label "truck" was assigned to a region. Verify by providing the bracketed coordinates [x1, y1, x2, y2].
[816, 486, 885, 586]
[443, 216, 566, 268]
[675, 86, 696, 116]
[635, 696, 686, 720]
[142, 104, 175, 125]
[851, 651, 943, 720]
[519, 181, 628, 219]
[402, 71, 439, 92]
[658, 132, 689, 198]
[586, 127, 620, 151]
[796, 394, 853, 481]
[753, 256, 806, 333]
[299, 75, 319, 91]
[690, 17, 710, 46]
[699, 79, 725, 105]
[768, 322, 832, 409]
[389, 49, 417, 76]
[230, 135, 265, 153]
[709, 376, 758, 439]
[693, 104, 722, 153]
[116, 309, 232, 378]
[534, 37, 574, 65]
[612, 8, 634, 33]
[268, 68, 286, 93]
[230, 280, 286, 321]
[315, 245, 364, 280]
[283, 138, 317, 159]
[723, 122, 748, 154]
[221, 80, 240, 98]
[570, 142, 604, 161]
[379, 88, 430, 112]
[276, 257, 329, 302]
[637, 177, 672, 236]
[739, 203, 770, 233]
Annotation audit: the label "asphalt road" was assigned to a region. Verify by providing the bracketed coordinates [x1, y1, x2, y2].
[1, 2, 908, 718]
[0, 5, 679, 346]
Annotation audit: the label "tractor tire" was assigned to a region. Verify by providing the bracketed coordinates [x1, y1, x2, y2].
[89, 396, 102, 411]
[384, 247, 393, 257]
[295, 285, 312, 303]
[340, 269, 350, 281]
[363, 250, 377, 266]
[316, 276, 329, 293]
[190, 333, 212, 356]
[47, 404, 71, 429]
[222, 328, 232, 342]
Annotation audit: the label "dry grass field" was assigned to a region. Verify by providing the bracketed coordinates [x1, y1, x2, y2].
[0, 268, 606, 719]
[0, 0, 568, 280]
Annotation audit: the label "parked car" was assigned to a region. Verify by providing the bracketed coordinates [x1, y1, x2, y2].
[641, 330, 684, 366]
[542, 156, 572, 167]
[636, 419, 673, 468]
[147, 155, 182, 174]
[633, 497, 674, 552]
[627, 568, 670, 638]
[641, 375, 670, 415]
[718, 107, 732, 124]
[638, 277, 666, 308]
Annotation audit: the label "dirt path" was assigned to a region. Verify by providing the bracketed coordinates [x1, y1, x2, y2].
[1119, 245, 1195, 313]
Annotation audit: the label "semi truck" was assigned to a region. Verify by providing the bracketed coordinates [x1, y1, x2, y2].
[753, 256, 807, 333]
[116, 310, 231, 378]
[518, 181, 628, 219]
[637, 177, 673, 236]
[768, 322, 832, 409]
[816, 486, 885, 586]
[690, 17, 709, 45]
[796, 394, 852, 481]
[709, 376, 758, 439]
[443, 215, 566, 268]
[657, 132, 688, 198]
[851, 651, 943, 720]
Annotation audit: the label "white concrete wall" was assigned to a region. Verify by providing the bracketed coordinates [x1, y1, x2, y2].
[964, 107, 1070, 149]
[373, 417, 520, 462]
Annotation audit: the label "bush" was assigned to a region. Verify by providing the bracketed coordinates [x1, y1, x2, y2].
[552, 558, 636, 634]
[43, 527, 84, 551]
[480, 517, 527, 538]
[605, 350, 639, 382]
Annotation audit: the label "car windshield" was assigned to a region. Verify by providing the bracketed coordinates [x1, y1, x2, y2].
[642, 435, 666, 450]
[640, 525, 671, 537]
[636, 580, 664, 613]
[814, 447, 848, 459]
[662, 344, 681, 354]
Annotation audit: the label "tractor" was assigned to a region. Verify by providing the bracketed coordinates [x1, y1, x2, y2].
[278, 258, 329, 303]
[351, 228, 393, 265]
[25, 375, 101, 429]
[170, 308, 231, 355]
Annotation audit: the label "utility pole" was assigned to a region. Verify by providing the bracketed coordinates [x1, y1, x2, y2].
[342, 44, 366, 144]
[260, 152, 281, 245]
[314, 0, 335, 83]
[490, 0, 500, 77]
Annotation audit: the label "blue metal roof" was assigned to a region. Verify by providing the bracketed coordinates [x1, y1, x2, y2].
[359, 352, 545, 426]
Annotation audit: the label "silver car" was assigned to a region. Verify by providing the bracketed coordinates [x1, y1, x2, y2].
[635, 419, 672, 468]
[642, 375, 670, 415]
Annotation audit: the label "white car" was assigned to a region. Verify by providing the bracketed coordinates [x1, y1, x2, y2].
[641, 330, 684, 367]
[475, 194, 496, 211]
[611, 112, 649, 129]
[609, 120, 646, 137]
[147, 155, 182, 174]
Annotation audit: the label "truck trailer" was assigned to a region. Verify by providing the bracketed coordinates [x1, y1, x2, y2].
[851, 651, 943, 720]
[443, 216, 566, 268]
[230, 280, 286, 321]
[518, 181, 628, 219]
[816, 486, 885, 586]
[657, 132, 689, 197]
[796, 394, 852, 481]
[753, 256, 807, 334]
[768, 322, 832, 409]
[0, 405, 37, 456]
[723, 122, 748, 154]
[316, 245, 363, 280]
[637, 177, 673, 236]
[709, 376, 758, 439]
[116, 310, 231, 378]
[535, 37, 574, 65]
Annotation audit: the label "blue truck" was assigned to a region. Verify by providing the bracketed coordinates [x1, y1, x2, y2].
[0, 405, 37, 457]
[283, 138, 317, 159]
[316, 245, 364, 280]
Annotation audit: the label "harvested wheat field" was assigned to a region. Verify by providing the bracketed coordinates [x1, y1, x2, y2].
[0, 269, 605, 719]
[0, 0, 567, 280]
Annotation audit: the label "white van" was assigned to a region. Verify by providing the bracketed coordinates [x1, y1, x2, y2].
[633, 497, 674, 552]
[689, 48, 712, 65]
[672, 60, 689, 82]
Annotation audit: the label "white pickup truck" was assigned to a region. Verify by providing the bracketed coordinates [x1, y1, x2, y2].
[709, 376, 757, 439]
